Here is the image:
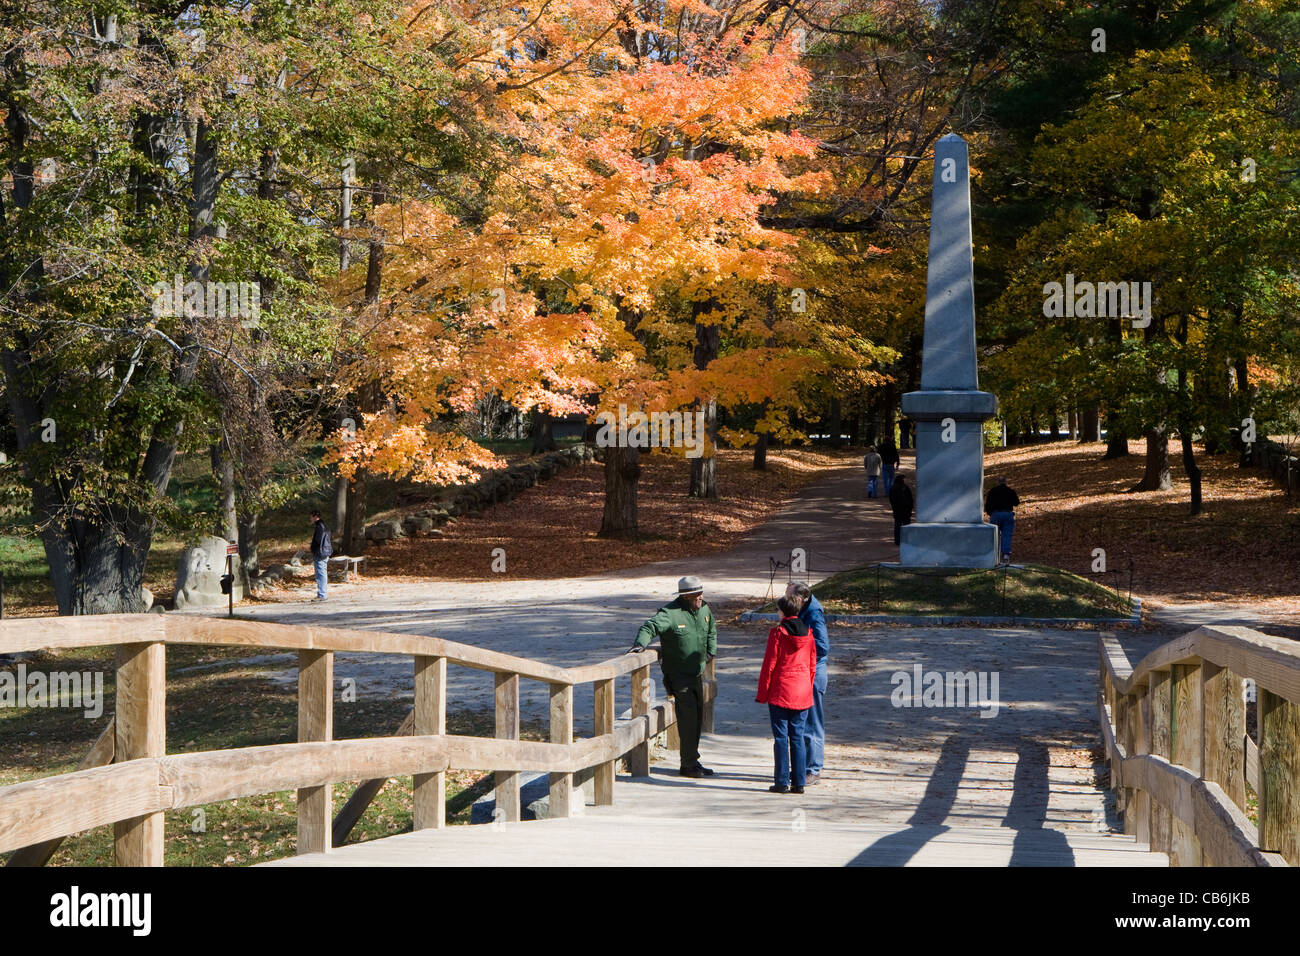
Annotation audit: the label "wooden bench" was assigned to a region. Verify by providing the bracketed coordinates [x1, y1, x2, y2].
[327, 555, 365, 581]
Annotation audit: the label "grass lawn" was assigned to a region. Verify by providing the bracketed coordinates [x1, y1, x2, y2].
[0, 643, 548, 866]
[788, 562, 1134, 619]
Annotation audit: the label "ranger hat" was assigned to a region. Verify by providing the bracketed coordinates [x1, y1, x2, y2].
[677, 575, 704, 595]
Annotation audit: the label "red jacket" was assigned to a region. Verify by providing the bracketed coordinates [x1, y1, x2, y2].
[756, 616, 817, 710]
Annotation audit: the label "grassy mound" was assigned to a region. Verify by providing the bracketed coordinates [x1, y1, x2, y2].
[793, 563, 1133, 619]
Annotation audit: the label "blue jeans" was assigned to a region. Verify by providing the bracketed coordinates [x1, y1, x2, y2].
[990, 511, 1014, 558]
[314, 557, 328, 599]
[769, 704, 810, 788]
[882, 463, 895, 494]
[804, 658, 827, 774]
[866, 476, 879, 498]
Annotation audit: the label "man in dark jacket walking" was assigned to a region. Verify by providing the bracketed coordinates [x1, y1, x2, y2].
[628, 576, 718, 777]
[309, 509, 332, 601]
[984, 476, 1021, 564]
[889, 472, 913, 546]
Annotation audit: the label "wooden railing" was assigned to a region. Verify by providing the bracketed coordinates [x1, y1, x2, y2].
[0, 614, 716, 866]
[1098, 625, 1300, 866]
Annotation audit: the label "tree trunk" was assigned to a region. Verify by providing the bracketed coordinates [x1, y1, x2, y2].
[344, 474, 368, 555]
[688, 306, 719, 499]
[599, 444, 640, 537]
[1131, 426, 1173, 491]
[828, 397, 843, 448]
[753, 431, 769, 470]
[34, 491, 152, 615]
[689, 397, 718, 498]
[1103, 422, 1129, 459]
[1067, 407, 1078, 440]
[1049, 405, 1060, 441]
[211, 441, 237, 543]
[238, 511, 259, 590]
[342, 229, 385, 554]
[530, 410, 557, 453]
[1079, 403, 1101, 442]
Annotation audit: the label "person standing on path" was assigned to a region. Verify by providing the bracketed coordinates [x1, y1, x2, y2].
[879, 438, 900, 494]
[309, 509, 332, 601]
[628, 576, 718, 778]
[984, 475, 1021, 565]
[863, 445, 883, 498]
[889, 472, 913, 546]
[756, 596, 816, 794]
[787, 581, 828, 783]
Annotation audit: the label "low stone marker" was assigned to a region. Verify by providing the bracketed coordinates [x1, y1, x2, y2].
[174, 534, 242, 609]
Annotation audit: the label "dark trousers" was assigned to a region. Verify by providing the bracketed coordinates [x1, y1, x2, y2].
[664, 671, 704, 770]
[893, 515, 911, 545]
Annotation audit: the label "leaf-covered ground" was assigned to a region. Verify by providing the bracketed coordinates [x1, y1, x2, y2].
[983, 440, 1300, 610]
[314, 448, 844, 582]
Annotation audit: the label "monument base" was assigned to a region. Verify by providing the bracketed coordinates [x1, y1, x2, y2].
[899, 522, 998, 569]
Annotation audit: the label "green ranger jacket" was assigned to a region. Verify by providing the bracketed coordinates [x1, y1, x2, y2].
[634, 597, 718, 677]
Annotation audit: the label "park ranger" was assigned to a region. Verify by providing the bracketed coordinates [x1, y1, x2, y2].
[627, 575, 718, 778]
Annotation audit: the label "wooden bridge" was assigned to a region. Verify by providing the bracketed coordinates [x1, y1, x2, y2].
[1, 614, 1297, 867]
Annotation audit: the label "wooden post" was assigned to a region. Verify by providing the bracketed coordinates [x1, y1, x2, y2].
[495, 672, 520, 822]
[1115, 692, 1132, 818]
[1148, 669, 1173, 856]
[702, 655, 716, 734]
[1130, 684, 1150, 845]
[413, 655, 446, 830]
[1169, 661, 1203, 866]
[297, 649, 334, 855]
[594, 677, 615, 805]
[629, 664, 651, 777]
[1201, 662, 1246, 814]
[1259, 688, 1300, 865]
[549, 683, 574, 817]
[114, 642, 165, 866]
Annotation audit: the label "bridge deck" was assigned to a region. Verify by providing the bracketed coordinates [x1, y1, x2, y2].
[268, 730, 1169, 867]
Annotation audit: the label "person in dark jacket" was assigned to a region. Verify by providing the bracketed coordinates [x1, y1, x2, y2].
[879, 438, 900, 494]
[786, 581, 828, 783]
[757, 597, 817, 793]
[889, 472, 913, 545]
[309, 509, 332, 601]
[628, 576, 718, 778]
[984, 475, 1021, 564]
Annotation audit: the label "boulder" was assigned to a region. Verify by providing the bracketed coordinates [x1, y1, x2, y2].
[140, 587, 153, 612]
[174, 535, 241, 609]
[366, 518, 404, 542]
[402, 514, 435, 535]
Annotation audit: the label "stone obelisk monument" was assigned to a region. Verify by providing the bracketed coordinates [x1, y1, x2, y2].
[899, 133, 999, 568]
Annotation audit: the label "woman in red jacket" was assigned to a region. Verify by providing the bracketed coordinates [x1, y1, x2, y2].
[756, 596, 818, 793]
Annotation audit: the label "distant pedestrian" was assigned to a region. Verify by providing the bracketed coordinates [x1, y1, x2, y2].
[310, 509, 332, 601]
[628, 575, 718, 778]
[756, 596, 817, 794]
[786, 581, 828, 783]
[984, 475, 1022, 565]
[879, 438, 900, 494]
[889, 471, 913, 546]
[863, 446, 883, 498]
